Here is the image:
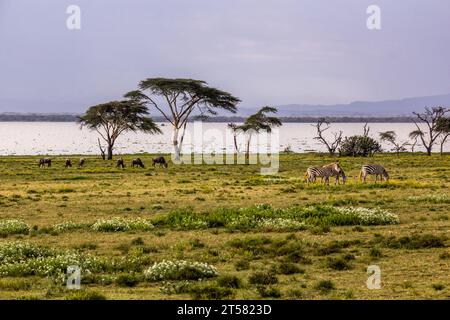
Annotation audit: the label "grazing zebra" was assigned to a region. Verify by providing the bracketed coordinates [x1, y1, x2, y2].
[305, 162, 345, 185]
[79, 158, 86, 168]
[359, 164, 389, 183]
[38, 158, 51, 168]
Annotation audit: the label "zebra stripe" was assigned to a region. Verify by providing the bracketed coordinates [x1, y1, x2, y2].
[359, 164, 389, 182]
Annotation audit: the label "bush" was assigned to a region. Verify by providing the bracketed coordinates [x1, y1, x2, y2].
[382, 234, 446, 249]
[52, 221, 86, 233]
[189, 284, 234, 300]
[339, 135, 382, 157]
[115, 273, 140, 287]
[0, 220, 30, 235]
[272, 262, 304, 275]
[257, 286, 282, 298]
[234, 259, 250, 271]
[314, 280, 336, 293]
[248, 272, 278, 285]
[91, 218, 154, 232]
[217, 275, 243, 289]
[144, 260, 218, 281]
[65, 290, 107, 300]
[326, 257, 352, 270]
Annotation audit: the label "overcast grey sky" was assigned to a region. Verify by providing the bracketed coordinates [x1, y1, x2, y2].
[0, 0, 449, 113]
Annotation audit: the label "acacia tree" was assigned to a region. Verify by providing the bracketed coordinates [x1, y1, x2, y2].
[436, 117, 450, 156]
[408, 129, 424, 153]
[235, 106, 282, 163]
[379, 131, 409, 156]
[79, 99, 161, 160]
[228, 123, 241, 153]
[412, 106, 450, 156]
[125, 78, 240, 161]
[312, 118, 343, 155]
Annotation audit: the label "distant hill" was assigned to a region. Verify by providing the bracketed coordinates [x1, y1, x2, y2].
[238, 93, 450, 116]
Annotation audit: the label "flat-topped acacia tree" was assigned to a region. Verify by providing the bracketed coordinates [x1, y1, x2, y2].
[78, 99, 161, 160]
[125, 78, 240, 161]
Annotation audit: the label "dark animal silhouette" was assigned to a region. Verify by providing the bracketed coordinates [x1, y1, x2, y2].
[131, 158, 145, 168]
[38, 158, 51, 168]
[79, 158, 86, 168]
[152, 156, 168, 168]
[64, 159, 72, 168]
[116, 157, 125, 169]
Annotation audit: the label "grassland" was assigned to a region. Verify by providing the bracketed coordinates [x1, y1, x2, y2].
[0, 153, 449, 300]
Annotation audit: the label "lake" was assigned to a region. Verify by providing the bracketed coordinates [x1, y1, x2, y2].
[0, 122, 444, 155]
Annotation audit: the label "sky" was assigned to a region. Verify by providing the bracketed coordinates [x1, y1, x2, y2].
[0, 0, 449, 113]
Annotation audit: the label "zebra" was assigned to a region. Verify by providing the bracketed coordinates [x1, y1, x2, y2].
[305, 162, 345, 185]
[359, 164, 389, 183]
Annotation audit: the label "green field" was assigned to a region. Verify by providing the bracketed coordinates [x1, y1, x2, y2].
[0, 153, 449, 300]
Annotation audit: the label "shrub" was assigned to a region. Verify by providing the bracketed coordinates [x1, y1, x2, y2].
[315, 280, 336, 293]
[217, 275, 243, 289]
[248, 272, 278, 285]
[369, 247, 383, 258]
[234, 259, 250, 271]
[257, 286, 282, 298]
[91, 218, 153, 232]
[115, 273, 140, 287]
[189, 284, 233, 300]
[52, 221, 86, 233]
[339, 135, 382, 157]
[407, 194, 450, 204]
[383, 234, 446, 249]
[144, 260, 218, 281]
[432, 283, 445, 291]
[0, 220, 30, 235]
[131, 237, 145, 246]
[326, 257, 352, 270]
[272, 262, 304, 275]
[65, 290, 107, 300]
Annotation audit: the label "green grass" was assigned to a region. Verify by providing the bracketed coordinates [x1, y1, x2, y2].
[0, 153, 449, 299]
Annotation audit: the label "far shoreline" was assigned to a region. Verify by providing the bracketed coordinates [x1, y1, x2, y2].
[0, 114, 418, 123]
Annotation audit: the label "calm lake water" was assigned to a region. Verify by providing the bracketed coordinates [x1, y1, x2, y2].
[0, 122, 444, 155]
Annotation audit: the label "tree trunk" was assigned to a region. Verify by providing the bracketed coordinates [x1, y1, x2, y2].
[172, 127, 181, 161]
[107, 145, 113, 160]
[245, 135, 251, 164]
[426, 145, 432, 156]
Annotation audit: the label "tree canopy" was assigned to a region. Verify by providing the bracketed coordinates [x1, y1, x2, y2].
[78, 99, 161, 159]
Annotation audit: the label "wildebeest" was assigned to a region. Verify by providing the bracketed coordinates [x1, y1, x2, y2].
[64, 159, 72, 168]
[116, 157, 125, 169]
[79, 158, 86, 168]
[152, 156, 168, 168]
[38, 158, 51, 168]
[131, 158, 145, 168]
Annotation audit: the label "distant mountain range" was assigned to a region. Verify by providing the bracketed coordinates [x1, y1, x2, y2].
[1, 93, 449, 121]
[238, 93, 450, 117]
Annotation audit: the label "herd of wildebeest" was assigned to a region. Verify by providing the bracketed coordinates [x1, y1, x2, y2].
[37, 156, 389, 184]
[38, 156, 168, 169]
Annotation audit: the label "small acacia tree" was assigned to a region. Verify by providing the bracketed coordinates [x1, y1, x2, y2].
[125, 78, 240, 161]
[408, 129, 424, 153]
[79, 99, 161, 160]
[231, 107, 282, 163]
[436, 117, 450, 155]
[379, 131, 409, 156]
[412, 106, 450, 155]
[312, 118, 343, 155]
